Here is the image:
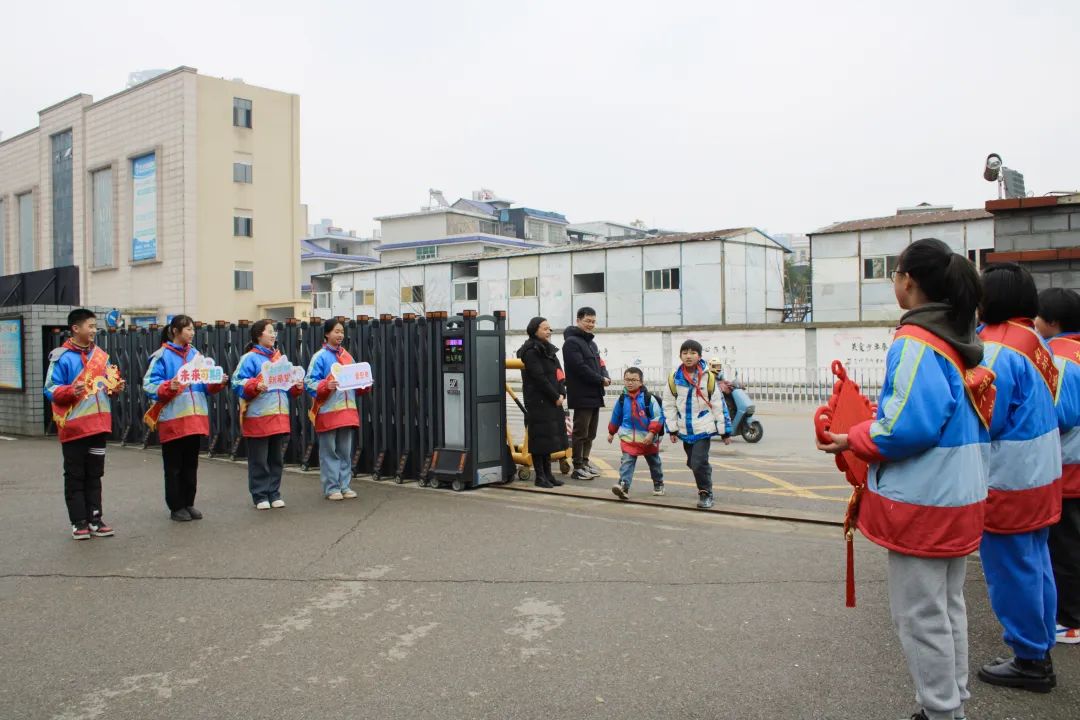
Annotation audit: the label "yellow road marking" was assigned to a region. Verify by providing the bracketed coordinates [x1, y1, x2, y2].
[710, 460, 827, 499]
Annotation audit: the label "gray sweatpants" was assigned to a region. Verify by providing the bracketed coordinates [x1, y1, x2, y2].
[888, 551, 970, 720]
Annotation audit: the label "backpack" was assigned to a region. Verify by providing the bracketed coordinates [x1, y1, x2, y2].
[667, 368, 716, 399]
[620, 387, 658, 423]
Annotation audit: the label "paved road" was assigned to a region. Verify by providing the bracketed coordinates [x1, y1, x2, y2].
[2, 435, 1077, 719]
[507, 401, 849, 518]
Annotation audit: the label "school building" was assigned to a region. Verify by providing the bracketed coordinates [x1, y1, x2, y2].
[0, 66, 305, 325]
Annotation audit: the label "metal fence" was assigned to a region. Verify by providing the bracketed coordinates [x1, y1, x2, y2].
[608, 365, 886, 406]
[45, 314, 484, 480]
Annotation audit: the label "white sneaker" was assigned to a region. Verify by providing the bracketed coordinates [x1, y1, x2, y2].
[326, 492, 344, 501]
[584, 464, 602, 477]
[271, 499, 286, 509]
[255, 501, 271, 510]
[342, 489, 358, 499]
[1057, 624, 1080, 644]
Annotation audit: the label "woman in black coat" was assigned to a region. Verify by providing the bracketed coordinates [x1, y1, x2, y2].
[517, 317, 569, 488]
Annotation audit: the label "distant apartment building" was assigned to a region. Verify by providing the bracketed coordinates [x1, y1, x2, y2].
[0, 66, 305, 324]
[300, 218, 379, 305]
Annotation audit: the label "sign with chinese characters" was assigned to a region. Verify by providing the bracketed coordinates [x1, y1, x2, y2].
[331, 362, 373, 390]
[262, 356, 305, 391]
[0, 317, 24, 391]
[176, 356, 224, 386]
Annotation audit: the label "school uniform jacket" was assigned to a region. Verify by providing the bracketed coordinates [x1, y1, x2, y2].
[608, 389, 665, 456]
[305, 344, 369, 433]
[44, 341, 116, 443]
[231, 345, 301, 438]
[1049, 332, 1080, 498]
[848, 325, 991, 558]
[142, 343, 226, 443]
[662, 362, 731, 442]
[979, 319, 1062, 533]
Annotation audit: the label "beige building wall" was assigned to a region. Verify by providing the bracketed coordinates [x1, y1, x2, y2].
[377, 212, 449, 243]
[0, 66, 304, 324]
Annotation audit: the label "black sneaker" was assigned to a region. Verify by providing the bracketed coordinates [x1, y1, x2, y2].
[72, 522, 91, 541]
[88, 518, 114, 537]
[696, 493, 714, 509]
[652, 485, 665, 496]
[908, 712, 929, 720]
[549, 476, 565, 487]
[611, 483, 628, 500]
[186, 506, 203, 520]
[170, 508, 193, 522]
[977, 655, 1055, 693]
[534, 477, 555, 489]
[571, 468, 593, 481]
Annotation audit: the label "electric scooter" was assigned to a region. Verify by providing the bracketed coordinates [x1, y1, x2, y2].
[717, 372, 764, 443]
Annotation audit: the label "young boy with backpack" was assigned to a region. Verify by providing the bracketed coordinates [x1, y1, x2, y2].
[607, 367, 665, 499]
[663, 340, 732, 509]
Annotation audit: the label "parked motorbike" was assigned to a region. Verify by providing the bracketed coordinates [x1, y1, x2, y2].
[715, 369, 764, 443]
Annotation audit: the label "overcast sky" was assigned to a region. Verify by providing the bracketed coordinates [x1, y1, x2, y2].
[3, 0, 1077, 237]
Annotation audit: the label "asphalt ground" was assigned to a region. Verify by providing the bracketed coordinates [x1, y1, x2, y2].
[1, 432, 1078, 720]
[505, 401, 849, 520]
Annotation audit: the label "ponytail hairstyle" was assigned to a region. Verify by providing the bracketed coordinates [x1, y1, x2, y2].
[161, 314, 195, 346]
[979, 263, 1038, 325]
[246, 319, 275, 352]
[323, 318, 345, 341]
[526, 316, 548, 339]
[897, 238, 982, 335]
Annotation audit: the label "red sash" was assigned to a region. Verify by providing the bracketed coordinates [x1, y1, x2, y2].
[980, 319, 1060, 402]
[239, 348, 282, 427]
[143, 344, 191, 431]
[307, 346, 354, 424]
[52, 343, 111, 429]
[894, 325, 996, 430]
[1049, 334, 1080, 367]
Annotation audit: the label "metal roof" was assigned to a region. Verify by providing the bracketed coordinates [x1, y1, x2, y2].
[375, 234, 544, 251]
[812, 208, 991, 235]
[300, 240, 379, 264]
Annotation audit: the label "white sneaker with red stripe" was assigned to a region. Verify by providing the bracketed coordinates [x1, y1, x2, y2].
[1057, 625, 1080, 645]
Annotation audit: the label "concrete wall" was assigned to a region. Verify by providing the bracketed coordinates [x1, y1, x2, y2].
[991, 200, 1080, 291]
[0, 304, 109, 436]
[377, 213, 448, 244]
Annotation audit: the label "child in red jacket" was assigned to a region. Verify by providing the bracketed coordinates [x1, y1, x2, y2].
[607, 367, 665, 499]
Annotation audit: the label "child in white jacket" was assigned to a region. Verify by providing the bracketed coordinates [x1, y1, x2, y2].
[663, 340, 731, 509]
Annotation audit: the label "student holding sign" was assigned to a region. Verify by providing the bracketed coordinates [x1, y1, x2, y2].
[142, 315, 228, 522]
[305, 319, 373, 501]
[232, 320, 304, 510]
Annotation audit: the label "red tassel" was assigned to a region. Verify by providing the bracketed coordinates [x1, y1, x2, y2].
[845, 536, 856, 608]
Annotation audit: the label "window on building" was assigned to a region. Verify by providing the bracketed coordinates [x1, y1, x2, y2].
[91, 167, 114, 267]
[233, 162, 253, 183]
[416, 246, 437, 260]
[526, 220, 545, 241]
[479, 220, 498, 234]
[234, 216, 253, 237]
[548, 225, 564, 244]
[355, 289, 376, 306]
[233, 98, 252, 128]
[644, 268, 680, 291]
[863, 255, 899, 280]
[510, 277, 538, 298]
[573, 272, 605, 294]
[454, 281, 478, 301]
[313, 292, 330, 311]
[51, 130, 73, 267]
[234, 267, 254, 290]
[18, 192, 33, 273]
[452, 261, 479, 279]
[0, 199, 5, 276]
[400, 285, 424, 303]
[967, 248, 992, 270]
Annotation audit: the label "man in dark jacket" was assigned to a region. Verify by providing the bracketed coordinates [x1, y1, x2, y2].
[563, 307, 611, 480]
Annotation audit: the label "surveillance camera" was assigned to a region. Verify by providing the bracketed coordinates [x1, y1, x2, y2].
[984, 153, 1003, 181]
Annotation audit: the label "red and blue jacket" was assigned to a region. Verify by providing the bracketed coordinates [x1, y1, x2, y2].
[978, 319, 1062, 533]
[607, 388, 665, 456]
[44, 341, 117, 443]
[1049, 332, 1080, 498]
[848, 326, 992, 558]
[305, 344, 370, 433]
[142, 343, 227, 443]
[231, 345, 301, 438]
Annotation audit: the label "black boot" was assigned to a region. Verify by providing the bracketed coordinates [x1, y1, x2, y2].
[532, 456, 555, 488]
[978, 654, 1055, 693]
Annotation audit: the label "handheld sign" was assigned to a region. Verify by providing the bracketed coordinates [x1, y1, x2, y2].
[262, 356, 305, 391]
[331, 362, 374, 390]
[176, 355, 224, 386]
